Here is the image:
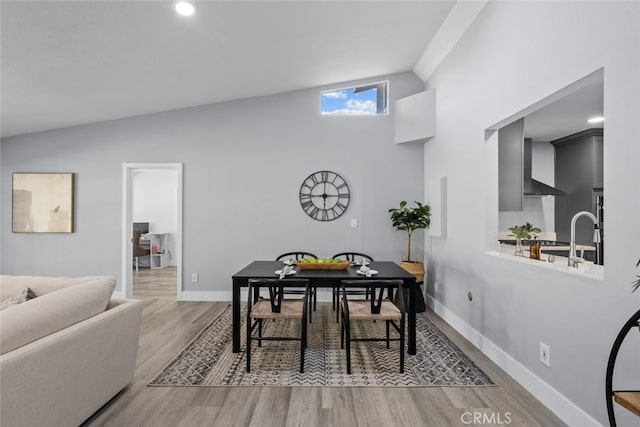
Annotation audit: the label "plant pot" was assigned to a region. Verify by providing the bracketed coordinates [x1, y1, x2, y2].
[400, 261, 425, 284]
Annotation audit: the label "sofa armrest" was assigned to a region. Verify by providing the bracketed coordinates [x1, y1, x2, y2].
[0, 298, 143, 427]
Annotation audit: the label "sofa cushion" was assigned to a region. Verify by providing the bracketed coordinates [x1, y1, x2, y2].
[0, 275, 115, 303]
[0, 287, 36, 311]
[0, 278, 116, 355]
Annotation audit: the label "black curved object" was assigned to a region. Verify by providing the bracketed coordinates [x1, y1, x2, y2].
[332, 252, 374, 263]
[606, 308, 640, 426]
[331, 252, 375, 322]
[276, 252, 318, 261]
[275, 252, 318, 321]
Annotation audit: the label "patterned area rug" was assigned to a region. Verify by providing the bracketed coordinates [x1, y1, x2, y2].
[149, 304, 494, 387]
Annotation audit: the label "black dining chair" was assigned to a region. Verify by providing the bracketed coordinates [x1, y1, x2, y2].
[276, 252, 318, 322]
[246, 278, 310, 373]
[132, 229, 150, 272]
[331, 252, 374, 322]
[340, 280, 405, 374]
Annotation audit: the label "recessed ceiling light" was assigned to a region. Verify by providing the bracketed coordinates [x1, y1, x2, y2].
[588, 116, 605, 124]
[175, 2, 195, 17]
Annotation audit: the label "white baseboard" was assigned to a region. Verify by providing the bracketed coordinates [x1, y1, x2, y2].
[427, 295, 602, 427]
[179, 291, 231, 301]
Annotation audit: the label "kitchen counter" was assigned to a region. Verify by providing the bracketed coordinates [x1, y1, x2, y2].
[485, 244, 603, 281]
[498, 239, 597, 262]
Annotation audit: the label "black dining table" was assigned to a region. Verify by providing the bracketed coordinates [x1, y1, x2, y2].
[231, 260, 418, 354]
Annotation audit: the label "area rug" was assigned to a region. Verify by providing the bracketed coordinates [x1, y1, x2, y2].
[149, 304, 494, 387]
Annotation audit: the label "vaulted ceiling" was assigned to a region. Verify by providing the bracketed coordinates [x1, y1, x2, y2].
[1, 1, 456, 137]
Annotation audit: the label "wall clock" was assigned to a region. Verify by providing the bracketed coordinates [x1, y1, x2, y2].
[299, 170, 350, 221]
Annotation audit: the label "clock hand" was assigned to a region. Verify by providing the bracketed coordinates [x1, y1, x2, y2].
[310, 194, 337, 197]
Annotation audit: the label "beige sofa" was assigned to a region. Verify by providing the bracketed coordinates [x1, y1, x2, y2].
[0, 275, 143, 427]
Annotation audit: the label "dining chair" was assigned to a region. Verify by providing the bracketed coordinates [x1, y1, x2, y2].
[276, 252, 318, 322]
[331, 252, 375, 322]
[246, 278, 310, 373]
[340, 280, 405, 374]
[132, 229, 150, 272]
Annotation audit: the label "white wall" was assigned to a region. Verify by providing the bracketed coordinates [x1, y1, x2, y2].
[1, 71, 425, 297]
[424, 1, 639, 426]
[132, 169, 178, 265]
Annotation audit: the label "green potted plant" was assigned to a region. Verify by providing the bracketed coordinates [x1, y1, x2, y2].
[508, 222, 541, 256]
[389, 200, 431, 282]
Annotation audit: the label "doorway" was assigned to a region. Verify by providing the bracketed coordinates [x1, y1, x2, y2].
[122, 163, 183, 299]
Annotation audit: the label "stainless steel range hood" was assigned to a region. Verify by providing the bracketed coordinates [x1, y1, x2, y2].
[523, 138, 565, 197]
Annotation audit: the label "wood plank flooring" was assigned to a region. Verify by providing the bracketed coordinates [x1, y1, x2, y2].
[133, 267, 177, 299]
[84, 281, 566, 426]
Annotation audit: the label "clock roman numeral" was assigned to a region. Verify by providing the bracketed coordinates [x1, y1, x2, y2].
[308, 206, 319, 218]
[321, 210, 329, 221]
[334, 201, 347, 215]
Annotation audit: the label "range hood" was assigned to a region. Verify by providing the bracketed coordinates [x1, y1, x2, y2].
[523, 138, 565, 197]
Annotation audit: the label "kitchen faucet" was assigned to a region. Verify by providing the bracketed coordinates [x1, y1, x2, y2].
[568, 211, 601, 267]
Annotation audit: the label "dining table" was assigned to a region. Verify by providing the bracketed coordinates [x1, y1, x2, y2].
[231, 260, 418, 355]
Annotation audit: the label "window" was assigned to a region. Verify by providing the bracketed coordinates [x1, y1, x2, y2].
[321, 81, 388, 115]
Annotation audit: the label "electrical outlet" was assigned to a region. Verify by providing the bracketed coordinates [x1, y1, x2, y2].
[192, 273, 199, 283]
[350, 218, 358, 228]
[540, 343, 551, 367]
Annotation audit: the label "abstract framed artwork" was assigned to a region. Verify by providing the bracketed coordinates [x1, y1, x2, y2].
[12, 172, 75, 233]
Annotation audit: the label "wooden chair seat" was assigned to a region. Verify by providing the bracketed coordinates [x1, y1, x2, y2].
[346, 299, 401, 321]
[246, 278, 309, 373]
[340, 280, 406, 374]
[251, 299, 305, 320]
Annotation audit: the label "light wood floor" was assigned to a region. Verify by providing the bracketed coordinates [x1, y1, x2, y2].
[133, 266, 177, 299]
[84, 284, 566, 426]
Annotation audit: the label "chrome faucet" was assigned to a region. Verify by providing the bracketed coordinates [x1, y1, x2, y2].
[568, 211, 601, 267]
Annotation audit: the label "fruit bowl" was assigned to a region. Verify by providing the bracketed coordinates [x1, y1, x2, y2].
[296, 260, 350, 270]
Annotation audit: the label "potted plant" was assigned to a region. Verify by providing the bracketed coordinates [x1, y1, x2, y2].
[389, 200, 431, 282]
[508, 222, 541, 256]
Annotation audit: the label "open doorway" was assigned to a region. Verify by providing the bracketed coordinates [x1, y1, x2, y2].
[122, 163, 183, 299]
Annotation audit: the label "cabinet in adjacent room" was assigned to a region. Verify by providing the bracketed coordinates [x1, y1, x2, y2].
[552, 128, 603, 243]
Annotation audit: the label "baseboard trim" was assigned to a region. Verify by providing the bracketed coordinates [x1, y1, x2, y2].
[179, 291, 232, 301]
[427, 295, 601, 427]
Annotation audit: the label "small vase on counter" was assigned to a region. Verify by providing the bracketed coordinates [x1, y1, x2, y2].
[529, 237, 541, 260]
[515, 238, 524, 256]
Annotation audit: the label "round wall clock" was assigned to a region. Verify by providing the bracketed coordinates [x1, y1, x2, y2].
[299, 170, 350, 221]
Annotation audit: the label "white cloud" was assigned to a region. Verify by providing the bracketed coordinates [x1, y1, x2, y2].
[346, 99, 376, 113]
[321, 90, 347, 99]
[321, 109, 376, 116]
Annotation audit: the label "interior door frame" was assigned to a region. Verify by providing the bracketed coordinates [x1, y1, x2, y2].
[121, 163, 183, 299]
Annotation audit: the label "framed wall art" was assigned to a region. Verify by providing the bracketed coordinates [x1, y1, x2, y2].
[12, 172, 75, 233]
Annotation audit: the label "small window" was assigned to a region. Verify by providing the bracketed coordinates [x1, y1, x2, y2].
[321, 81, 388, 115]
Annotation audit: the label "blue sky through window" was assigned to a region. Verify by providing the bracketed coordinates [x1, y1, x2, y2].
[321, 87, 378, 115]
